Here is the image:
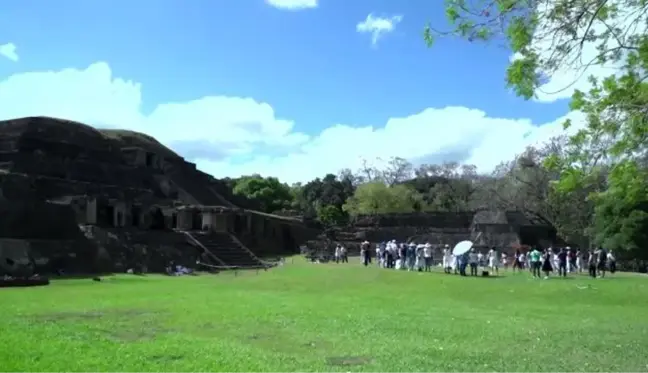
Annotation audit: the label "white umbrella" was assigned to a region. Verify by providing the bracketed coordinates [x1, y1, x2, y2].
[452, 240, 473, 256]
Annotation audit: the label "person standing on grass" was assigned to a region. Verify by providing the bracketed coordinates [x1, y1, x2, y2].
[607, 250, 617, 275]
[477, 251, 485, 267]
[552, 248, 560, 274]
[334, 245, 341, 263]
[468, 248, 479, 276]
[386, 242, 395, 269]
[442, 245, 451, 273]
[588, 249, 598, 278]
[458, 252, 468, 276]
[340, 245, 348, 263]
[541, 248, 553, 279]
[443, 247, 453, 274]
[360, 242, 370, 266]
[423, 243, 433, 272]
[557, 248, 568, 277]
[396, 243, 406, 270]
[529, 247, 542, 278]
[576, 249, 583, 273]
[488, 247, 500, 276]
[415, 244, 425, 272]
[513, 249, 522, 272]
[567, 247, 575, 273]
[597, 247, 607, 278]
[407, 242, 417, 271]
[502, 252, 508, 271]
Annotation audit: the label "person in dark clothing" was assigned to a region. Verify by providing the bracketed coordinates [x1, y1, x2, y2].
[588, 250, 598, 278]
[541, 250, 553, 278]
[568, 248, 576, 272]
[597, 247, 607, 278]
[386, 249, 394, 269]
[458, 253, 468, 276]
[361, 243, 371, 266]
[557, 248, 568, 277]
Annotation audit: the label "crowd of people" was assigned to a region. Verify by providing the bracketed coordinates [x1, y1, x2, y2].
[510, 247, 617, 279]
[329, 241, 618, 279]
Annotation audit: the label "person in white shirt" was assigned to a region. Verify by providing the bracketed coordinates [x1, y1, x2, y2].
[518, 252, 526, 271]
[488, 247, 500, 275]
[340, 245, 348, 263]
[501, 252, 508, 271]
[607, 250, 617, 274]
[414, 244, 425, 271]
[334, 245, 341, 263]
[423, 243, 433, 272]
[468, 248, 479, 276]
[442, 246, 452, 274]
[477, 251, 484, 267]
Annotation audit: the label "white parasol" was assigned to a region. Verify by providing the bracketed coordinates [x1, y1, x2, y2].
[452, 240, 474, 256]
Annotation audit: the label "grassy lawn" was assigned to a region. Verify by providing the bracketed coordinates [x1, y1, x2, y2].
[1, 259, 647, 372]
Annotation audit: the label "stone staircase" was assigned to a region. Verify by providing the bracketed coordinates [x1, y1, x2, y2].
[188, 232, 267, 268]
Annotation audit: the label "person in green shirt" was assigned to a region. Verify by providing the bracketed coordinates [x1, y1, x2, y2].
[529, 247, 542, 278]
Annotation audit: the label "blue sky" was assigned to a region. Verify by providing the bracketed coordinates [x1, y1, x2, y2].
[0, 0, 585, 183]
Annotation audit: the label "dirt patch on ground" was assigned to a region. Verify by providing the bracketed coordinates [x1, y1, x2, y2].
[97, 325, 172, 342]
[32, 309, 154, 323]
[31, 308, 171, 343]
[326, 356, 373, 367]
[148, 354, 184, 362]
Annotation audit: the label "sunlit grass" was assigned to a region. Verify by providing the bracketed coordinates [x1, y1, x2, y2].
[1, 259, 647, 372]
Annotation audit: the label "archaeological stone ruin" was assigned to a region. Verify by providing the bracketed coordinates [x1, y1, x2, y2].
[0, 117, 320, 277]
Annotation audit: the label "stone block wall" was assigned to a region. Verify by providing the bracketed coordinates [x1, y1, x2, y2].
[0, 200, 82, 240]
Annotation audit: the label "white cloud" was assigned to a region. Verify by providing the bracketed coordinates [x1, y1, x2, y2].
[0, 62, 584, 184]
[356, 14, 403, 47]
[522, 0, 644, 103]
[0, 43, 19, 62]
[265, 0, 317, 10]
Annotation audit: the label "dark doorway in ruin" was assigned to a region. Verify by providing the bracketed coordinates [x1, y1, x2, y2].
[282, 225, 296, 253]
[131, 206, 141, 227]
[100, 205, 115, 227]
[234, 214, 244, 234]
[191, 211, 202, 230]
[116, 211, 123, 227]
[518, 227, 540, 246]
[171, 213, 177, 229]
[150, 208, 166, 230]
[145, 152, 154, 167]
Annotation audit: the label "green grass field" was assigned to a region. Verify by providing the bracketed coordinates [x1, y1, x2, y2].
[1, 259, 647, 372]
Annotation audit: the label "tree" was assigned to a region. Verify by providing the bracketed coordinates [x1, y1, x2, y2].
[381, 157, 414, 186]
[407, 162, 482, 212]
[316, 204, 348, 227]
[232, 174, 294, 213]
[294, 173, 356, 225]
[343, 182, 424, 216]
[426, 0, 648, 252]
